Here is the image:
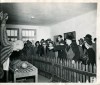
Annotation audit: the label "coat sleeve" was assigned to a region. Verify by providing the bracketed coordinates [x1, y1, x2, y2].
[0, 20, 13, 64]
[0, 23, 12, 46]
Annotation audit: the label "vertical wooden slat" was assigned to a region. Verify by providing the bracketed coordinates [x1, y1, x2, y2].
[76, 61, 78, 82]
[73, 62, 76, 82]
[64, 69, 66, 81]
[86, 64, 89, 82]
[93, 64, 96, 73]
[82, 64, 85, 82]
[66, 59, 68, 67]
[57, 65, 59, 78]
[66, 69, 68, 81]
[32, 56, 96, 83]
[69, 60, 71, 82]
[89, 64, 92, 73]
[60, 59, 62, 80]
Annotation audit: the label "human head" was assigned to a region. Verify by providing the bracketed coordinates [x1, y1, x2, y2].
[0, 12, 8, 23]
[46, 39, 52, 43]
[84, 34, 92, 41]
[84, 34, 92, 49]
[84, 34, 92, 45]
[41, 39, 45, 43]
[65, 39, 72, 46]
[49, 41, 54, 47]
[35, 41, 39, 46]
[65, 35, 73, 45]
[42, 41, 47, 46]
[3, 13, 8, 20]
[13, 40, 24, 51]
[57, 35, 62, 42]
[78, 38, 84, 45]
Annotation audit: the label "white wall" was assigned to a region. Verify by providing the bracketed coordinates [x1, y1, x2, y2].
[7, 24, 51, 42]
[50, 10, 97, 43]
[7, 10, 97, 44]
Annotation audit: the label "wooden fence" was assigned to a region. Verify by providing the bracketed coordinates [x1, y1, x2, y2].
[33, 56, 96, 83]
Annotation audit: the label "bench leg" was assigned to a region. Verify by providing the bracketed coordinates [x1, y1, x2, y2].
[14, 75, 16, 82]
[35, 74, 38, 82]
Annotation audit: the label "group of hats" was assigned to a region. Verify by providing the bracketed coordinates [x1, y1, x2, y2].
[66, 34, 93, 45]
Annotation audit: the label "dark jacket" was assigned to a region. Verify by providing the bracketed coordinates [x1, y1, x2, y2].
[87, 48, 96, 65]
[48, 49, 55, 58]
[54, 45, 66, 59]
[71, 42, 80, 62]
[38, 45, 48, 56]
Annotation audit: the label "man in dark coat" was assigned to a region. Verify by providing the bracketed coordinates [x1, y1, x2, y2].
[64, 35, 80, 63]
[84, 34, 96, 65]
[54, 35, 66, 59]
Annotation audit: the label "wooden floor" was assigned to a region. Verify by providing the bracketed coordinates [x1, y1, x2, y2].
[38, 75, 51, 82]
[6, 75, 51, 83]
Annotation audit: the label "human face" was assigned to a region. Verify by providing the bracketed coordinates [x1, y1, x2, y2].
[36, 43, 39, 46]
[49, 43, 53, 47]
[58, 37, 61, 42]
[65, 39, 72, 46]
[43, 43, 46, 47]
[85, 42, 89, 49]
[79, 40, 82, 45]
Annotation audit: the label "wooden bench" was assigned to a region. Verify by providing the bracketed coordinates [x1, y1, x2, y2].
[10, 60, 38, 82]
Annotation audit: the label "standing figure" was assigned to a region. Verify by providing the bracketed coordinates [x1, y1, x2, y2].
[84, 34, 96, 66]
[48, 41, 55, 58]
[64, 35, 80, 64]
[0, 12, 24, 82]
[54, 35, 66, 60]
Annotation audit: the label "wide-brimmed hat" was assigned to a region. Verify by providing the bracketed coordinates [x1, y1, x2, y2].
[78, 38, 84, 42]
[84, 34, 92, 40]
[84, 34, 92, 45]
[66, 35, 74, 40]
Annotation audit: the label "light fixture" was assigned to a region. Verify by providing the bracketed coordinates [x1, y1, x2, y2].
[31, 16, 35, 19]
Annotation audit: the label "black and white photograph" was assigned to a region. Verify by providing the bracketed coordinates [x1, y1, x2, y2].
[0, 0, 99, 83]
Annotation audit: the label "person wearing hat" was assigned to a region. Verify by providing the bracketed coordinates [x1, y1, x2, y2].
[78, 38, 87, 63]
[64, 35, 80, 64]
[54, 35, 66, 60]
[48, 41, 56, 58]
[57, 35, 64, 45]
[42, 41, 48, 56]
[34, 41, 40, 56]
[84, 34, 96, 65]
[0, 12, 24, 82]
[78, 38, 86, 51]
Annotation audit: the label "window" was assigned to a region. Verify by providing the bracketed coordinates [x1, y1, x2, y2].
[7, 28, 19, 41]
[22, 29, 36, 42]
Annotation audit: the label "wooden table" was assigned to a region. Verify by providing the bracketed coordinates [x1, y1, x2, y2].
[10, 61, 38, 82]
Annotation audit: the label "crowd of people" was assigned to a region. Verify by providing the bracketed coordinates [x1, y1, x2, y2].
[0, 12, 96, 82]
[20, 34, 96, 66]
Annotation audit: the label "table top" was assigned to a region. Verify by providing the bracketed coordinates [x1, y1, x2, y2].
[10, 60, 38, 73]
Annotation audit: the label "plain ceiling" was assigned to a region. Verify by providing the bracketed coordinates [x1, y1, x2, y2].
[0, 3, 97, 26]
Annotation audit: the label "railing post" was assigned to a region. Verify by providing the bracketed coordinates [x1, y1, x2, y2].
[60, 59, 63, 82]
[50, 57, 55, 82]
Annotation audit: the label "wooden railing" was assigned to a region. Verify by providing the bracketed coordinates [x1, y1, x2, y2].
[33, 56, 96, 83]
